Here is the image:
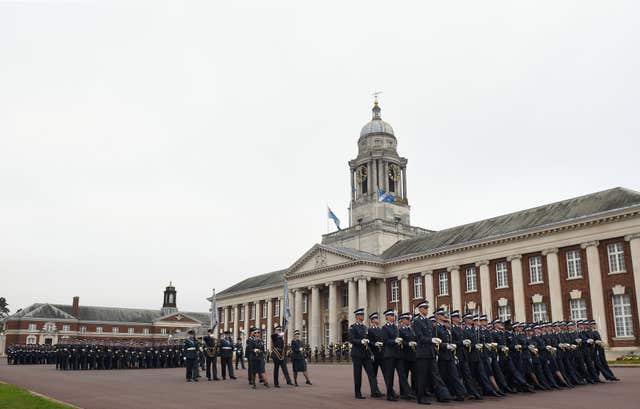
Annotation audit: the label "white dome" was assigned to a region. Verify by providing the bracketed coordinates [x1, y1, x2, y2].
[360, 119, 394, 137]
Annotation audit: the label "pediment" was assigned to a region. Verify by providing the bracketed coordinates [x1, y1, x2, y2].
[154, 312, 201, 324]
[288, 244, 378, 276]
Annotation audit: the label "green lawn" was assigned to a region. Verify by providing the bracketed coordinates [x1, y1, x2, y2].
[0, 383, 75, 409]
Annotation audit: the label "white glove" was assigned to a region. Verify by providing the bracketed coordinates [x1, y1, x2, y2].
[375, 342, 383, 348]
[361, 339, 369, 345]
[253, 349, 260, 354]
[409, 341, 417, 347]
[395, 337, 403, 345]
[575, 338, 582, 344]
[587, 339, 594, 344]
[501, 346, 509, 353]
[462, 339, 471, 347]
[431, 337, 442, 344]
[183, 357, 186, 360]
[570, 345, 577, 350]
[298, 348, 303, 352]
[515, 344, 522, 351]
[595, 340, 602, 345]
[475, 344, 483, 350]
[447, 344, 456, 351]
[546, 345, 553, 351]
[528, 345, 536, 351]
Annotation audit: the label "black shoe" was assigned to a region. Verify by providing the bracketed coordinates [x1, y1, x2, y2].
[454, 396, 465, 401]
[207, 378, 212, 381]
[274, 384, 280, 388]
[187, 379, 192, 382]
[306, 380, 312, 385]
[231, 376, 237, 380]
[213, 377, 220, 381]
[417, 398, 431, 405]
[472, 394, 483, 400]
[387, 396, 398, 402]
[263, 382, 270, 388]
[252, 384, 256, 389]
[193, 378, 199, 382]
[371, 391, 383, 398]
[355, 395, 366, 399]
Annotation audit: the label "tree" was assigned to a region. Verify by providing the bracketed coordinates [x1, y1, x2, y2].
[0, 297, 9, 319]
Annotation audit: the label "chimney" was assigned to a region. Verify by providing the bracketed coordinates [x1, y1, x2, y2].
[72, 296, 79, 318]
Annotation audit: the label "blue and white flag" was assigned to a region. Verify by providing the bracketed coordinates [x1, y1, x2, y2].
[282, 280, 292, 333]
[327, 206, 341, 230]
[378, 189, 396, 203]
[208, 288, 218, 331]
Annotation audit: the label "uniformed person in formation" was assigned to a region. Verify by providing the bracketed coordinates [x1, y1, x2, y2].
[234, 337, 246, 369]
[290, 329, 312, 386]
[381, 309, 413, 401]
[184, 330, 200, 382]
[220, 330, 237, 380]
[348, 308, 383, 399]
[270, 325, 293, 387]
[203, 329, 220, 381]
[246, 327, 269, 389]
[367, 312, 384, 382]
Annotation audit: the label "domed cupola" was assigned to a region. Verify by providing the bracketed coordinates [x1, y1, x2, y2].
[360, 98, 395, 138]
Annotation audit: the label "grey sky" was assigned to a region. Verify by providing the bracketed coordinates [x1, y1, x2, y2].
[1, 1, 638, 314]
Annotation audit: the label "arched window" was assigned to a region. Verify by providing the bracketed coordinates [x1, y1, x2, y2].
[26, 335, 37, 345]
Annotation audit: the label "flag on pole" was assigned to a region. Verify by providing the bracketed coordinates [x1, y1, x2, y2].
[208, 288, 218, 331]
[327, 206, 341, 230]
[378, 189, 396, 203]
[282, 280, 292, 333]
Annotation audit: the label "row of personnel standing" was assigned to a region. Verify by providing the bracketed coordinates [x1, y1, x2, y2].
[348, 300, 619, 405]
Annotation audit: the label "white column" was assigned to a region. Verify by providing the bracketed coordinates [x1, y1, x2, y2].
[327, 282, 338, 344]
[243, 303, 250, 346]
[448, 266, 461, 312]
[266, 299, 273, 350]
[255, 301, 261, 332]
[224, 307, 230, 331]
[477, 260, 492, 317]
[399, 274, 410, 312]
[626, 233, 640, 328]
[378, 278, 387, 314]
[347, 278, 357, 325]
[233, 305, 239, 341]
[543, 248, 564, 321]
[581, 241, 608, 343]
[358, 276, 369, 317]
[508, 255, 526, 322]
[423, 271, 434, 310]
[294, 289, 303, 333]
[310, 286, 321, 349]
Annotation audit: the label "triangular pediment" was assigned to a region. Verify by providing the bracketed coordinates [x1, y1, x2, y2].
[23, 304, 76, 320]
[154, 312, 201, 324]
[288, 244, 381, 276]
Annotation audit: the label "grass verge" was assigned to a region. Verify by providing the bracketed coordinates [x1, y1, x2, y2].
[0, 383, 77, 409]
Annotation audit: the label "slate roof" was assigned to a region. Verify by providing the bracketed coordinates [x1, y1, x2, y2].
[382, 187, 640, 260]
[218, 269, 287, 296]
[6, 303, 210, 325]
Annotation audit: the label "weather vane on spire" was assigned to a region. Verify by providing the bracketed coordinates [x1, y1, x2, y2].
[371, 89, 383, 104]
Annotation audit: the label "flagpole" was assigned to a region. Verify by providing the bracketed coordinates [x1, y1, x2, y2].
[326, 204, 329, 234]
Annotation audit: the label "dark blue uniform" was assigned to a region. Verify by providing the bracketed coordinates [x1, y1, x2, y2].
[348, 321, 381, 398]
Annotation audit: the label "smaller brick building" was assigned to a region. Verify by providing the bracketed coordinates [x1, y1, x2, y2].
[0, 284, 210, 355]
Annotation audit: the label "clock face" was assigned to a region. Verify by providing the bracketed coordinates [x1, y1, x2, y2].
[388, 164, 400, 182]
[355, 166, 368, 183]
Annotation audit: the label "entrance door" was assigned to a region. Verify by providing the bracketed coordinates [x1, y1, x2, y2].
[340, 320, 349, 343]
[44, 338, 53, 345]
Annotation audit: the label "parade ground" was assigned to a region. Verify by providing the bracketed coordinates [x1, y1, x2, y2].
[0, 362, 639, 409]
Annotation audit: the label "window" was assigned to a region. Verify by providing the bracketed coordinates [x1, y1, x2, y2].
[342, 286, 349, 307]
[467, 307, 478, 317]
[413, 276, 423, 299]
[569, 299, 587, 321]
[302, 325, 308, 344]
[303, 294, 308, 314]
[28, 323, 37, 332]
[250, 303, 256, 320]
[26, 335, 37, 345]
[438, 271, 448, 295]
[566, 249, 583, 278]
[160, 328, 167, 335]
[613, 294, 633, 337]
[498, 305, 511, 321]
[465, 267, 477, 292]
[80, 326, 87, 334]
[128, 328, 135, 334]
[274, 299, 280, 317]
[532, 302, 548, 322]
[143, 328, 150, 335]
[529, 256, 543, 284]
[112, 327, 120, 334]
[390, 280, 399, 303]
[324, 322, 330, 345]
[96, 327, 103, 334]
[496, 262, 509, 288]
[62, 324, 70, 332]
[240, 305, 245, 321]
[262, 302, 268, 319]
[607, 243, 626, 273]
[44, 323, 56, 332]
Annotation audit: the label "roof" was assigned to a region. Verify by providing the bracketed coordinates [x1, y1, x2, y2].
[382, 187, 640, 260]
[7, 303, 210, 325]
[217, 269, 287, 297]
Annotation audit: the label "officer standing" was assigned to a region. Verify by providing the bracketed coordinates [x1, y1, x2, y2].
[246, 327, 269, 389]
[270, 325, 292, 387]
[184, 330, 200, 382]
[367, 312, 384, 382]
[203, 329, 220, 381]
[234, 337, 246, 369]
[348, 308, 382, 400]
[290, 329, 312, 386]
[220, 330, 236, 380]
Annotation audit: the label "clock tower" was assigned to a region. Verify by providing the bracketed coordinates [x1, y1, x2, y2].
[321, 98, 431, 255]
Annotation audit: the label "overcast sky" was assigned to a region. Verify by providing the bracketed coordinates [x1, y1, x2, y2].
[1, 1, 638, 314]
